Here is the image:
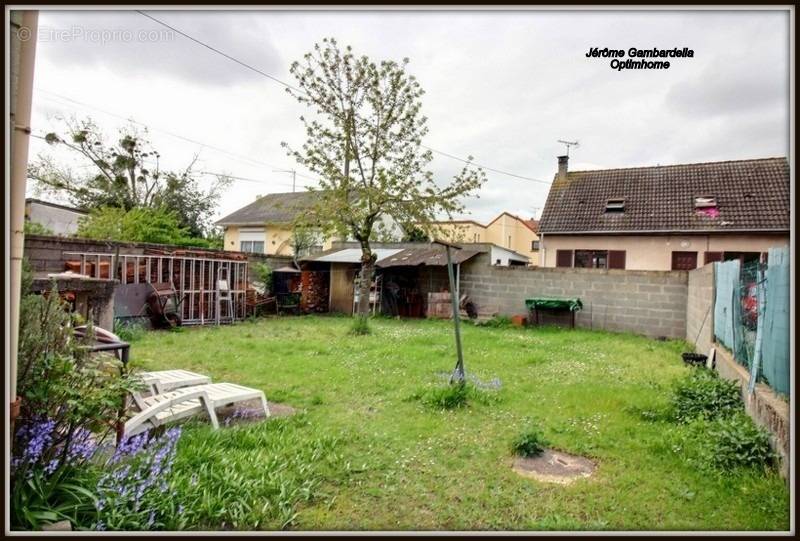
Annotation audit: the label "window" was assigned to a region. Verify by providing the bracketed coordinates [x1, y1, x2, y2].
[556, 250, 573, 268]
[239, 228, 265, 254]
[507, 235, 512, 248]
[575, 250, 608, 269]
[694, 196, 719, 217]
[671, 251, 698, 270]
[240, 240, 265, 254]
[605, 198, 625, 213]
[694, 196, 717, 208]
[531, 240, 540, 251]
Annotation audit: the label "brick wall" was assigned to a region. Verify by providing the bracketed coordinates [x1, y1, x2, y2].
[686, 264, 715, 353]
[459, 253, 688, 338]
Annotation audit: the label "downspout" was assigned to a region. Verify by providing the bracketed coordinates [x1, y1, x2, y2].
[9, 10, 38, 429]
[540, 232, 545, 267]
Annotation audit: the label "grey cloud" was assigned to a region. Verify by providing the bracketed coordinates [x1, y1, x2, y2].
[37, 10, 284, 86]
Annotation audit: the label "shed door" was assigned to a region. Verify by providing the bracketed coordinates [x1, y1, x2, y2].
[671, 251, 698, 270]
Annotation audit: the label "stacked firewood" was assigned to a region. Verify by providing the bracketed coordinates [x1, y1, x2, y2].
[300, 271, 329, 313]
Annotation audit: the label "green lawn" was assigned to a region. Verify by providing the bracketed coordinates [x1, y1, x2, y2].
[131, 316, 789, 531]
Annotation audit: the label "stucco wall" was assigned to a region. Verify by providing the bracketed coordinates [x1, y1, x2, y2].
[459, 252, 688, 338]
[686, 263, 715, 354]
[541, 233, 789, 270]
[25, 202, 87, 236]
[223, 224, 337, 256]
[484, 214, 540, 265]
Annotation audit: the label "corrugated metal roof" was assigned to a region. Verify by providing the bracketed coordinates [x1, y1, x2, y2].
[311, 248, 404, 263]
[377, 247, 480, 268]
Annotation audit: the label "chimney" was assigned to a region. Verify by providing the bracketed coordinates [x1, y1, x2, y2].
[557, 155, 569, 181]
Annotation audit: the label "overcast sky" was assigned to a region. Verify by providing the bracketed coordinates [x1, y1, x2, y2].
[27, 8, 790, 224]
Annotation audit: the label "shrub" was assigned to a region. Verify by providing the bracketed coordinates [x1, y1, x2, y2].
[703, 413, 775, 471]
[349, 315, 371, 336]
[251, 262, 274, 295]
[669, 369, 742, 423]
[512, 424, 550, 458]
[12, 284, 143, 530]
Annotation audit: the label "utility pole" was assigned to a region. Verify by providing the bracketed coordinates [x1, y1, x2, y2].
[273, 169, 297, 192]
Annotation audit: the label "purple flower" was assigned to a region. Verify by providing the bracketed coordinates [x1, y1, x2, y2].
[146, 510, 156, 528]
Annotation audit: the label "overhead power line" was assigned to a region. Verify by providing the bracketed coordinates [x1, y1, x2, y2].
[136, 10, 551, 186]
[34, 89, 318, 187]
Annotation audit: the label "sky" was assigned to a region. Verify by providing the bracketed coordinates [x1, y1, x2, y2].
[26, 8, 790, 225]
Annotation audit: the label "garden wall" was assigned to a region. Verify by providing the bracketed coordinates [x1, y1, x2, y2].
[23, 235, 292, 279]
[686, 263, 715, 354]
[459, 253, 688, 338]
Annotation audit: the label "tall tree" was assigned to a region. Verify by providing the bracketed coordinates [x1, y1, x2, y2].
[28, 117, 230, 238]
[284, 38, 485, 319]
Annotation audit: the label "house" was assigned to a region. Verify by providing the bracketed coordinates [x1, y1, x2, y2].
[217, 191, 403, 256]
[537, 155, 790, 270]
[424, 212, 541, 265]
[25, 198, 88, 235]
[216, 191, 330, 256]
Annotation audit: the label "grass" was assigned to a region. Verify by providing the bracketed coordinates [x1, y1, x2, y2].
[130, 316, 789, 531]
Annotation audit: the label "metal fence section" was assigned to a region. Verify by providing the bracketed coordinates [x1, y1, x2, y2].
[63, 251, 248, 326]
[713, 249, 790, 396]
[760, 247, 790, 395]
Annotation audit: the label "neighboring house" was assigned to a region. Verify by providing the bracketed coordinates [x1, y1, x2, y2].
[24, 198, 88, 236]
[216, 191, 402, 256]
[538, 155, 790, 271]
[425, 212, 541, 265]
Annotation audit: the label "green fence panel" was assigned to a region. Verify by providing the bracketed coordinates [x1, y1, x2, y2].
[761, 247, 790, 395]
[713, 259, 740, 351]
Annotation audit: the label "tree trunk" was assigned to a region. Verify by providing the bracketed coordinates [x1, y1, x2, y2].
[356, 245, 375, 318]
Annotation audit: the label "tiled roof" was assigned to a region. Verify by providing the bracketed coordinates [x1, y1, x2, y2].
[522, 219, 539, 233]
[538, 157, 789, 233]
[216, 191, 323, 226]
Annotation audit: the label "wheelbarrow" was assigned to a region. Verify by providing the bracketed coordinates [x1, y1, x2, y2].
[146, 282, 184, 329]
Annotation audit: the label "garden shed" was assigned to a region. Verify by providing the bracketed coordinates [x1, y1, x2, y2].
[301, 242, 526, 316]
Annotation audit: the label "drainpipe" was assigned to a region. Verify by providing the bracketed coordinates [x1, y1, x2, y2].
[540, 233, 545, 267]
[9, 10, 38, 430]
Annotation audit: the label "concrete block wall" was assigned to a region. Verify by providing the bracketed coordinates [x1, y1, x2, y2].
[459, 253, 688, 338]
[686, 264, 715, 353]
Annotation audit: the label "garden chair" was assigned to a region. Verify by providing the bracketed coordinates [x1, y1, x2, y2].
[123, 383, 270, 438]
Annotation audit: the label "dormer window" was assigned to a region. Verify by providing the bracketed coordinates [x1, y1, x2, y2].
[605, 198, 625, 213]
[694, 196, 720, 218]
[694, 196, 717, 209]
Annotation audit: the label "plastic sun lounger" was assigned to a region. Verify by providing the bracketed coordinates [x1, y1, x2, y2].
[123, 383, 271, 438]
[138, 369, 212, 394]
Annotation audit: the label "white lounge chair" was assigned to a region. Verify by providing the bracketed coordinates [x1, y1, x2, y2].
[123, 383, 270, 438]
[138, 369, 212, 394]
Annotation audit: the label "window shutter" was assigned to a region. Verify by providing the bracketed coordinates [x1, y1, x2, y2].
[556, 250, 573, 268]
[703, 251, 723, 265]
[608, 250, 626, 269]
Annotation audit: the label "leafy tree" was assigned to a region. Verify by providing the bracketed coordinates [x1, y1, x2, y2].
[283, 38, 485, 319]
[24, 221, 54, 236]
[400, 224, 430, 242]
[28, 117, 230, 238]
[290, 225, 323, 264]
[77, 206, 191, 246]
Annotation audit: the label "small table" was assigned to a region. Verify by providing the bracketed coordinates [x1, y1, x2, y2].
[525, 298, 583, 329]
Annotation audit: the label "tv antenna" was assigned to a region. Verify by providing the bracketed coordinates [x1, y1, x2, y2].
[557, 139, 580, 157]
